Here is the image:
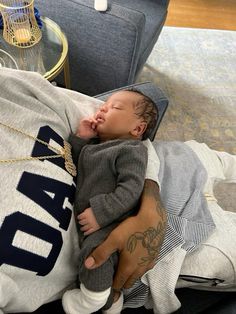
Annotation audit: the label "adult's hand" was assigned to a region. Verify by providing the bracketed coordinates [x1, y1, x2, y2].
[84, 180, 167, 290]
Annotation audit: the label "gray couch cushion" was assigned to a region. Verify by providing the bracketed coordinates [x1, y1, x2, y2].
[35, 0, 145, 94]
[34, 0, 169, 95]
[113, 0, 169, 69]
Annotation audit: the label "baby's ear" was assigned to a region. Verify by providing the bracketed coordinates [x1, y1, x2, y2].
[131, 122, 147, 137]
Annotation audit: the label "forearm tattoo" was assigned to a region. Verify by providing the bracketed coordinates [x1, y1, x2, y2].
[143, 180, 166, 220]
[127, 181, 166, 266]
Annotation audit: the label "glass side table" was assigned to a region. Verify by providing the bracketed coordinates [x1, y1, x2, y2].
[0, 17, 71, 88]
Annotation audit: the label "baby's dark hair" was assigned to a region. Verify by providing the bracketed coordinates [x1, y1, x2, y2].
[125, 88, 159, 139]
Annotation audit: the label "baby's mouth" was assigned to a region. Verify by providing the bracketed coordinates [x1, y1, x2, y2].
[96, 113, 105, 123]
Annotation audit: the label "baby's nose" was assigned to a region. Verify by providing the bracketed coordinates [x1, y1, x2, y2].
[100, 104, 108, 112]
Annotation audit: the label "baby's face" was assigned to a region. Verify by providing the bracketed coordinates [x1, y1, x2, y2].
[95, 91, 143, 141]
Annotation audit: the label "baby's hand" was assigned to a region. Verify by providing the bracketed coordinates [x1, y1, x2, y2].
[77, 207, 100, 235]
[76, 117, 98, 139]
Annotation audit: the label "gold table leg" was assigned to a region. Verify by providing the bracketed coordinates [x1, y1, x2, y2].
[64, 56, 71, 89]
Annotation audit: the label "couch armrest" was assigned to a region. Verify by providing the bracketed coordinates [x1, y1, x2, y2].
[35, 0, 146, 95]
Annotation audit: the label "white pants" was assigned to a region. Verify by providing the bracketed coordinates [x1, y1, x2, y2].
[143, 141, 236, 314]
[178, 141, 236, 291]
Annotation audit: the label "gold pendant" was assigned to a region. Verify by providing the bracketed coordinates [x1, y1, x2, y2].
[63, 141, 77, 177]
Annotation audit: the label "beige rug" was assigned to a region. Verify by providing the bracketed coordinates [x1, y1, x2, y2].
[138, 26, 236, 212]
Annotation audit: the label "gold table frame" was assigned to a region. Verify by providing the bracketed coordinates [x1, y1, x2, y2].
[0, 16, 71, 89]
[42, 17, 70, 88]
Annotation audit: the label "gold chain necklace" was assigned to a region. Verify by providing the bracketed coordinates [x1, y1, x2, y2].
[0, 121, 77, 177]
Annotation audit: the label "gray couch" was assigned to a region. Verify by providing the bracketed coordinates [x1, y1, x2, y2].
[34, 0, 169, 95]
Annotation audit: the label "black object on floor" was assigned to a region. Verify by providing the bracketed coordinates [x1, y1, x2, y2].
[15, 290, 236, 314]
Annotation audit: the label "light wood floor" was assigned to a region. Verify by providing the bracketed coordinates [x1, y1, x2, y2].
[165, 0, 236, 31]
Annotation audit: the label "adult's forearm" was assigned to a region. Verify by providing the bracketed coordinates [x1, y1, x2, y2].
[84, 179, 167, 290]
[127, 179, 167, 265]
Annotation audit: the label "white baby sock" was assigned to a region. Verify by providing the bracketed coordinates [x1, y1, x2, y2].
[62, 283, 111, 314]
[102, 292, 124, 314]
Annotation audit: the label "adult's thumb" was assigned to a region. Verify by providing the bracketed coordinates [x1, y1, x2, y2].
[84, 236, 118, 269]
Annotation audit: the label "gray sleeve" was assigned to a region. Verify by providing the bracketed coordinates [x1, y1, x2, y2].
[68, 133, 89, 163]
[90, 143, 148, 228]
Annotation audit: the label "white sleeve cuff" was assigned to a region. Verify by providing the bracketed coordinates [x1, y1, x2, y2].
[143, 139, 160, 185]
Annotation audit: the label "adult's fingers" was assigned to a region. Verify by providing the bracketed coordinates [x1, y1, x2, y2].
[112, 243, 156, 291]
[112, 258, 147, 291]
[122, 260, 156, 289]
[84, 233, 119, 269]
